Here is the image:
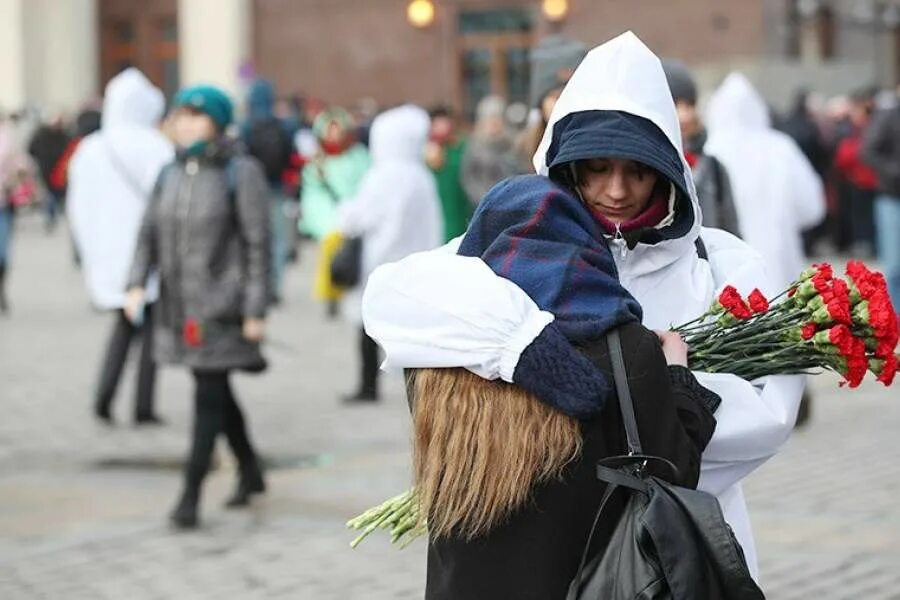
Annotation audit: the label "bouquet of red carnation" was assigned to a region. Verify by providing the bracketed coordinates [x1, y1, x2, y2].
[673, 261, 899, 388]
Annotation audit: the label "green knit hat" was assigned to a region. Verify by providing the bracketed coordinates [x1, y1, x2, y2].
[172, 85, 234, 130]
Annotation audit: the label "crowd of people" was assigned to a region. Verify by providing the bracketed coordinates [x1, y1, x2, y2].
[0, 28, 898, 596]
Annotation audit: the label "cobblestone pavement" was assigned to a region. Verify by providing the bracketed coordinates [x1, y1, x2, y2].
[0, 217, 898, 599]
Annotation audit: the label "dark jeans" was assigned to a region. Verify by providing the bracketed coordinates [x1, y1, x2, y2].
[850, 187, 876, 252]
[96, 306, 157, 419]
[359, 327, 380, 396]
[184, 370, 258, 488]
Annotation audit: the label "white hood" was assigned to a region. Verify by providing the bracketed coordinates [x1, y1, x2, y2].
[705, 73, 771, 134]
[533, 31, 703, 284]
[101, 68, 165, 130]
[67, 68, 173, 309]
[368, 104, 430, 165]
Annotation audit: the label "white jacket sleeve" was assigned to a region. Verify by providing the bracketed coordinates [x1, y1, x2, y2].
[695, 227, 805, 495]
[362, 248, 554, 382]
[694, 373, 804, 496]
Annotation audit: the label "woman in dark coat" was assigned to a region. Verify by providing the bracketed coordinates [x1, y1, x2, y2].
[125, 85, 271, 529]
[408, 172, 719, 599]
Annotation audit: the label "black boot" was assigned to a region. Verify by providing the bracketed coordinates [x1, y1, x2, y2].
[224, 459, 266, 508]
[0, 264, 8, 315]
[170, 482, 201, 529]
[94, 399, 114, 425]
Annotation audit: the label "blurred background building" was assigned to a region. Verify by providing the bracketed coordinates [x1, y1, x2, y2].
[2, 0, 900, 118]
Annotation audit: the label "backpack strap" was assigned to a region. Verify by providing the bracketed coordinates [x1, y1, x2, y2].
[225, 158, 238, 205]
[565, 329, 682, 600]
[695, 236, 709, 260]
[608, 328, 642, 455]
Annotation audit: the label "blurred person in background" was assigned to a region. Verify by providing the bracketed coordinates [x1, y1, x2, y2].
[827, 88, 877, 253]
[461, 95, 519, 207]
[300, 107, 369, 318]
[662, 59, 740, 235]
[862, 84, 900, 315]
[705, 73, 826, 292]
[125, 85, 271, 529]
[425, 106, 470, 241]
[0, 112, 40, 314]
[517, 84, 564, 173]
[780, 89, 830, 179]
[334, 105, 443, 403]
[242, 78, 295, 304]
[75, 107, 102, 138]
[67, 68, 173, 426]
[27, 115, 72, 232]
[833, 87, 879, 257]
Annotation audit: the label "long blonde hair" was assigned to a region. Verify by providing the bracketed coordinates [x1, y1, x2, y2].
[412, 368, 582, 541]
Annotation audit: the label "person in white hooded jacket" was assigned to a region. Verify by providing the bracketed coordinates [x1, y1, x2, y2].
[361, 32, 804, 579]
[705, 73, 826, 291]
[67, 68, 174, 425]
[335, 105, 443, 403]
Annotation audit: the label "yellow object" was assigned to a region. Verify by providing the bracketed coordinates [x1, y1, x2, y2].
[407, 0, 435, 28]
[315, 232, 347, 302]
[542, 0, 568, 21]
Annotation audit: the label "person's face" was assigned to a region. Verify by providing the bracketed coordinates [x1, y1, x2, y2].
[170, 107, 217, 148]
[675, 100, 700, 139]
[430, 116, 454, 142]
[577, 158, 659, 224]
[323, 120, 345, 145]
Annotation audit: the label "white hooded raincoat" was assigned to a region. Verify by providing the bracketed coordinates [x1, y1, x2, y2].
[67, 69, 174, 309]
[361, 33, 804, 578]
[705, 73, 826, 291]
[336, 105, 444, 323]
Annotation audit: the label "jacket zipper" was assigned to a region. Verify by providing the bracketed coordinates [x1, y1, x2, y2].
[613, 224, 627, 261]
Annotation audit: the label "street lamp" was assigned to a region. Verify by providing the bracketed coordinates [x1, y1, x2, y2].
[407, 0, 436, 29]
[542, 0, 569, 23]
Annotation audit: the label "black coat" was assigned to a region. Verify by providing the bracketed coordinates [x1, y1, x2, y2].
[424, 322, 717, 600]
[128, 146, 271, 372]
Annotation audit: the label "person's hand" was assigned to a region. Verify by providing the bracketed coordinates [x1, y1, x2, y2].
[123, 288, 146, 323]
[424, 141, 445, 170]
[242, 317, 266, 343]
[655, 330, 689, 367]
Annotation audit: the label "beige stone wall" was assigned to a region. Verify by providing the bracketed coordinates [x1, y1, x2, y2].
[0, 0, 28, 111]
[178, 0, 251, 101]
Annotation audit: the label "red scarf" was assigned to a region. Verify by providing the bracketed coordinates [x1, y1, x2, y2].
[589, 187, 671, 235]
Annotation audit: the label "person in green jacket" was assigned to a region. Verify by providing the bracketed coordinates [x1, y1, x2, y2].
[425, 107, 471, 241]
[299, 108, 369, 240]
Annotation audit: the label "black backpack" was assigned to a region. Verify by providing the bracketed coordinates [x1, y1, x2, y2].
[245, 117, 293, 183]
[567, 329, 765, 600]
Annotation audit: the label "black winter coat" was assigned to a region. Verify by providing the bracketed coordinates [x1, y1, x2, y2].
[128, 145, 271, 371]
[423, 322, 717, 600]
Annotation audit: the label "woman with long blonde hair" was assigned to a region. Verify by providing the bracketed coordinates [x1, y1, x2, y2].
[388, 163, 719, 598]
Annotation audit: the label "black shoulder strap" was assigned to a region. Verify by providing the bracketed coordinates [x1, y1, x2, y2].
[608, 328, 642, 455]
[695, 237, 708, 260]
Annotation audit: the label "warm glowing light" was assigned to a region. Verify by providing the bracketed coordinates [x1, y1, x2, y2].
[407, 0, 436, 28]
[542, 0, 569, 22]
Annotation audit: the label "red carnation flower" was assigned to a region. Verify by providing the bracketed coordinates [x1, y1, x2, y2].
[877, 354, 897, 386]
[830, 325, 856, 356]
[801, 323, 818, 340]
[748, 289, 770, 314]
[183, 318, 204, 348]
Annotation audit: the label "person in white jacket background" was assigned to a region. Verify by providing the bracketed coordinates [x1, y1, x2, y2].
[67, 68, 174, 425]
[335, 104, 443, 403]
[361, 32, 804, 579]
[705, 73, 826, 291]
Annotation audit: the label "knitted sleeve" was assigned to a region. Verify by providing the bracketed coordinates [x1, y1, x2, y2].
[512, 322, 612, 420]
